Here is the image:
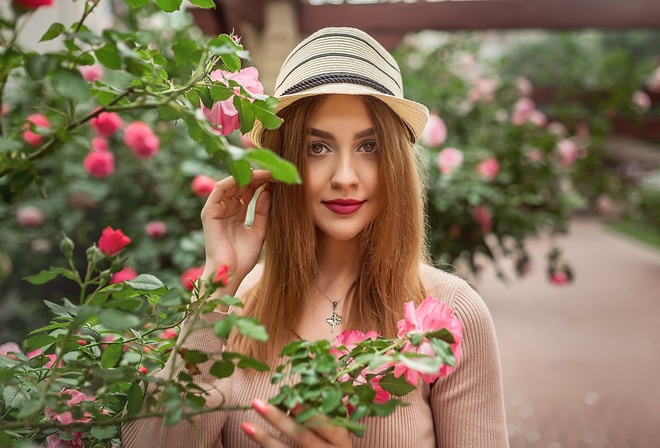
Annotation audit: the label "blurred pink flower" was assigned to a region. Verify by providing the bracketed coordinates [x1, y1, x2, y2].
[98, 227, 131, 257]
[83, 149, 115, 178]
[1, 103, 9, 117]
[394, 297, 462, 385]
[181, 265, 205, 291]
[202, 67, 265, 136]
[22, 113, 50, 146]
[330, 330, 380, 358]
[528, 110, 547, 127]
[13, 0, 53, 8]
[80, 64, 104, 83]
[510, 98, 535, 126]
[515, 76, 533, 97]
[468, 77, 496, 103]
[556, 139, 579, 167]
[110, 267, 138, 284]
[647, 66, 660, 93]
[421, 114, 447, 147]
[472, 205, 493, 235]
[475, 157, 500, 181]
[240, 133, 255, 148]
[91, 136, 109, 152]
[26, 348, 57, 367]
[213, 264, 230, 286]
[527, 148, 544, 163]
[16, 206, 44, 227]
[159, 328, 178, 339]
[0, 342, 22, 359]
[90, 111, 123, 137]
[124, 121, 159, 158]
[145, 220, 168, 239]
[436, 147, 464, 175]
[45, 389, 90, 448]
[192, 174, 217, 198]
[550, 271, 570, 285]
[632, 90, 651, 113]
[547, 121, 568, 137]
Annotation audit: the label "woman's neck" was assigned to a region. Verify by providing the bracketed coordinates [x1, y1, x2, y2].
[315, 234, 360, 294]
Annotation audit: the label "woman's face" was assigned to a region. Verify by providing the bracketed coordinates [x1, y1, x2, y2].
[304, 94, 380, 243]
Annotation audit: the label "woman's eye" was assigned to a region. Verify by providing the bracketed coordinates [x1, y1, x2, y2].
[308, 142, 328, 155]
[359, 141, 378, 154]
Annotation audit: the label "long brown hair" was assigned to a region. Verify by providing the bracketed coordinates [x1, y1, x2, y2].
[231, 95, 429, 363]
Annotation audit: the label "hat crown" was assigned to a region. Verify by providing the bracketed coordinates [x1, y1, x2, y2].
[274, 27, 405, 99]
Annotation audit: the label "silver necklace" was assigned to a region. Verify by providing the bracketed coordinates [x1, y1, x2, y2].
[314, 284, 348, 333]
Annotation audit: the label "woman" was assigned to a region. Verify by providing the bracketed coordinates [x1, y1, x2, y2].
[123, 27, 508, 447]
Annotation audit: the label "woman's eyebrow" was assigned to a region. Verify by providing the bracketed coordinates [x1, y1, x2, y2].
[309, 128, 375, 140]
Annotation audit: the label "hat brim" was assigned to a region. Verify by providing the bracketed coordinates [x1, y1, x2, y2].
[245, 83, 429, 148]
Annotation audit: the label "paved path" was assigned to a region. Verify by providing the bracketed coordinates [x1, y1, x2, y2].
[475, 218, 660, 448]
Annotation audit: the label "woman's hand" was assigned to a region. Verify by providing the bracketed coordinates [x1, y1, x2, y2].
[241, 399, 352, 448]
[200, 170, 273, 292]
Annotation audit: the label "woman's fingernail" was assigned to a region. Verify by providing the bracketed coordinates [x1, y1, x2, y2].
[252, 398, 269, 414]
[241, 421, 257, 436]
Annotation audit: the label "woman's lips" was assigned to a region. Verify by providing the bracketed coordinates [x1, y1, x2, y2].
[323, 199, 365, 215]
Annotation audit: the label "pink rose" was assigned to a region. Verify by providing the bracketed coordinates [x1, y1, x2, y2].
[12, 0, 53, 8]
[436, 147, 464, 175]
[394, 297, 462, 385]
[159, 328, 178, 339]
[16, 206, 44, 227]
[528, 110, 547, 127]
[83, 149, 115, 178]
[556, 139, 578, 167]
[45, 389, 90, 425]
[515, 76, 533, 97]
[510, 98, 535, 126]
[26, 348, 57, 368]
[123, 121, 159, 158]
[213, 264, 229, 286]
[0, 342, 22, 359]
[475, 157, 499, 180]
[202, 67, 265, 136]
[110, 267, 138, 284]
[145, 220, 168, 239]
[91, 136, 108, 152]
[22, 113, 51, 147]
[80, 64, 104, 83]
[192, 174, 217, 198]
[97, 226, 131, 256]
[421, 114, 447, 148]
[330, 330, 380, 358]
[181, 265, 205, 291]
[550, 271, 570, 285]
[632, 90, 651, 113]
[547, 121, 568, 137]
[90, 111, 123, 137]
[468, 77, 496, 103]
[472, 205, 493, 235]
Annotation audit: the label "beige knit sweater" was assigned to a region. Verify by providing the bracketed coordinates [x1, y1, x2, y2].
[122, 264, 508, 447]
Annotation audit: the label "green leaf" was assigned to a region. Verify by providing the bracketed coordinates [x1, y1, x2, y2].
[196, 86, 214, 109]
[398, 353, 443, 374]
[252, 99, 282, 130]
[172, 40, 202, 66]
[320, 388, 342, 414]
[221, 53, 241, 72]
[163, 404, 183, 426]
[40, 23, 65, 42]
[124, 0, 149, 8]
[25, 54, 57, 80]
[125, 274, 165, 291]
[210, 360, 235, 379]
[182, 349, 208, 364]
[10, 166, 36, 193]
[233, 96, 255, 134]
[235, 355, 269, 372]
[155, 0, 183, 12]
[213, 314, 238, 339]
[90, 426, 117, 440]
[53, 68, 92, 102]
[0, 369, 15, 381]
[378, 372, 416, 397]
[101, 343, 124, 369]
[126, 381, 144, 415]
[97, 90, 116, 106]
[25, 334, 55, 351]
[95, 44, 122, 70]
[158, 105, 183, 121]
[24, 269, 60, 285]
[189, 0, 215, 7]
[98, 309, 141, 331]
[3, 385, 29, 410]
[247, 149, 301, 184]
[235, 317, 268, 342]
[0, 137, 22, 153]
[210, 85, 233, 102]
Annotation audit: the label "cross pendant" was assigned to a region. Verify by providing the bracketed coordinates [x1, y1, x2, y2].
[325, 301, 343, 333]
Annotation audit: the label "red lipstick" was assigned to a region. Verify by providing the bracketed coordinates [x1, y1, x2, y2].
[323, 199, 365, 215]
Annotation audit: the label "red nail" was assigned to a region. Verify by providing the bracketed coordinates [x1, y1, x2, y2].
[252, 398, 269, 415]
[241, 421, 256, 436]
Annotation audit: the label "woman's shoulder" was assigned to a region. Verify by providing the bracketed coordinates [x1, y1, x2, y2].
[235, 263, 264, 298]
[419, 263, 491, 320]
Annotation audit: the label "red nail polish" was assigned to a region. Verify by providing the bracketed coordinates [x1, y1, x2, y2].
[252, 398, 269, 415]
[241, 421, 256, 436]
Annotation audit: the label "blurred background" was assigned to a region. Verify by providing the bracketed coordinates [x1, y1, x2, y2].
[1, 0, 660, 446]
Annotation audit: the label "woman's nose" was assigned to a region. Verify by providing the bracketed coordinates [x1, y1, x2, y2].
[330, 152, 359, 188]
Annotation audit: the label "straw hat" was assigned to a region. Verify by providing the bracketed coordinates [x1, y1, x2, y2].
[246, 27, 429, 147]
